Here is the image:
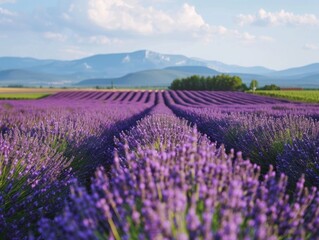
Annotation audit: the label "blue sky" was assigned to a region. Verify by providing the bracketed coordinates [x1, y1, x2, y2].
[0, 0, 319, 69]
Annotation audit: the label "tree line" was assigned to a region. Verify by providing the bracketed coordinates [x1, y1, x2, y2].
[169, 75, 247, 91]
[170, 75, 281, 91]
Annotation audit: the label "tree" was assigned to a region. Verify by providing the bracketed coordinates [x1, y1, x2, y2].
[260, 84, 281, 90]
[250, 79, 259, 92]
[240, 83, 249, 91]
[169, 75, 244, 91]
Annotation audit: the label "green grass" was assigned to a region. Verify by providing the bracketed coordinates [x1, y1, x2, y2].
[0, 93, 50, 100]
[253, 90, 319, 103]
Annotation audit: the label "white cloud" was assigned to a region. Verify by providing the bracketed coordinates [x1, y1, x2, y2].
[215, 26, 228, 35]
[241, 32, 256, 41]
[87, 0, 209, 36]
[38, 0, 268, 46]
[0, 7, 15, 16]
[0, 7, 16, 24]
[88, 0, 164, 34]
[237, 9, 319, 27]
[303, 43, 319, 51]
[176, 4, 209, 31]
[227, 29, 275, 44]
[0, 0, 275, 50]
[44, 32, 67, 42]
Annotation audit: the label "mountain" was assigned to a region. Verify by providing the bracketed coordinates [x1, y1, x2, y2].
[192, 58, 274, 75]
[0, 69, 73, 86]
[0, 50, 318, 88]
[75, 65, 319, 88]
[267, 63, 319, 77]
[0, 50, 274, 79]
[75, 66, 220, 87]
[0, 50, 207, 79]
[0, 57, 56, 71]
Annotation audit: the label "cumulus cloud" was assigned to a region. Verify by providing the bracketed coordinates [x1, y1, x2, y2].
[21, 0, 270, 46]
[241, 32, 256, 41]
[218, 28, 274, 44]
[0, 7, 15, 16]
[237, 9, 319, 27]
[0, 0, 275, 49]
[87, 0, 209, 35]
[0, 7, 16, 24]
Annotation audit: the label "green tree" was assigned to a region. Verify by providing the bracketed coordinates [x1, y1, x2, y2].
[169, 75, 244, 91]
[260, 84, 281, 90]
[250, 79, 259, 92]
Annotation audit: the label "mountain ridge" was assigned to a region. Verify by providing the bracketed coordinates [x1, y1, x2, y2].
[0, 50, 318, 87]
[75, 66, 319, 88]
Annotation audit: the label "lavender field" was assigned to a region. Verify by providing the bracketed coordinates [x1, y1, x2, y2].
[1, 90, 319, 239]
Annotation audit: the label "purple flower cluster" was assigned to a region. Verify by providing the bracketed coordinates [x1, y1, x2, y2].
[166, 94, 319, 183]
[0, 127, 72, 239]
[1, 90, 319, 239]
[277, 134, 319, 187]
[0, 99, 151, 238]
[115, 114, 202, 153]
[39, 113, 319, 239]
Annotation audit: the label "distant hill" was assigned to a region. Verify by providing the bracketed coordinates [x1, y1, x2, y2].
[0, 50, 274, 79]
[0, 50, 318, 88]
[75, 66, 220, 87]
[267, 63, 319, 78]
[0, 57, 55, 71]
[192, 58, 274, 75]
[76, 66, 319, 88]
[0, 69, 72, 86]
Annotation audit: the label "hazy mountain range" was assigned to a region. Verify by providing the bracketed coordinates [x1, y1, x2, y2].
[0, 50, 318, 88]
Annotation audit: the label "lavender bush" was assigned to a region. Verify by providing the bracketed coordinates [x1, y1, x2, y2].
[0, 130, 72, 239]
[277, 134, 319, 188]
[167, 95, 319, 178]
[0, 98, 152, 238]
[0, 91, 318, 239]
[39, 114, 319, 239]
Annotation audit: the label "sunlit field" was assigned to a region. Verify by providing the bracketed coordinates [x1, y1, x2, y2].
[255, 90, 319, 103]
[1, 90, 319, 239]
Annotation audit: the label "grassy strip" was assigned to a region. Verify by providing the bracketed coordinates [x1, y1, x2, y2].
[253, 90, 319, 103]
[0, 93, 51, 100]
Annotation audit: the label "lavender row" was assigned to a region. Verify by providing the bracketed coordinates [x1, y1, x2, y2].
[162, 91, 319, 118]
[166, 90, 289, 106]
[0, 129, 73, 239]
[0, 99, 152, 238]
[39, 113, 319, 239]
[48, 90, 301, 107]
[48, 91, 157, 105]
[165, 95, 319, 188]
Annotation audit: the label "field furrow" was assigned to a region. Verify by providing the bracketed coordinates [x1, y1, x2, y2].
[1, 90, 319, 239]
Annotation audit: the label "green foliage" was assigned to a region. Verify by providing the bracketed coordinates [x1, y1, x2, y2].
[0, 93, 50, 100]
[259, 84, 281, 90]
[255, 90, 319, 103]
[249, 79, 259, 91]
[169, 74, 244, 91]
[240, 83, 249, 91]
[7, 84, 24, 88]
